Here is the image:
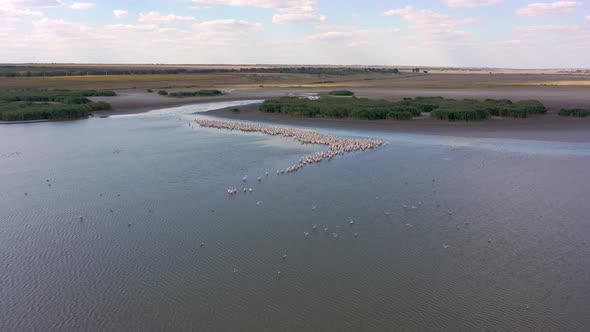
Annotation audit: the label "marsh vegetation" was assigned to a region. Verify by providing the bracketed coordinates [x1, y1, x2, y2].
[559, 108, 590, 117]
[0, 89, 115, 121]
[260, 96, 547, 121]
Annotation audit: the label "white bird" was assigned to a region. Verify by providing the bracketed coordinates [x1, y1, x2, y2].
[282, 254, 287, 260]
[312, 225, 317, 230]
[304, 232, 309, 236]
[242, 176, 247, 182]
[265, 171, 269, 176]
[256, 201, 263, 205]
[249, 188, 253, 192]
[258, 177, 262, 182]
[348, 219, 354, 225]
[354, 232, 358, 237]
[442, 244, 450, 249]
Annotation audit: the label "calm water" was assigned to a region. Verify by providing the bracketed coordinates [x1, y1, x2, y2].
[1, 101, 590, 331]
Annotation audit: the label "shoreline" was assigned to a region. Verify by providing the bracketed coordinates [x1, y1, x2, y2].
[204, 103, 590, 143]
[6, 86, 590, 143]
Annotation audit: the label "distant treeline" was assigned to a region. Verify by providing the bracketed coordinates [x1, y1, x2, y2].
[0, 89, 115, 121]
[260, 96, 547, 122]
[0, 66, 405, 77]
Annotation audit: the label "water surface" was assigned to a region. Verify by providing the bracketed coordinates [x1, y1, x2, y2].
[1, 101, 590, 331]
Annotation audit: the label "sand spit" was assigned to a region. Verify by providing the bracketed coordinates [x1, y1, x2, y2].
[196, 119, 386, 182]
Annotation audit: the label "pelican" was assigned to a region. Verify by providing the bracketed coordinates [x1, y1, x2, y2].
[249, 188, 253, 192]
[323, 227, 329, 232]
[242, 176, 247, 182]
[312, 225, 317, 230]
[256, 201, 263, 205]
[304, 232, 309, 236]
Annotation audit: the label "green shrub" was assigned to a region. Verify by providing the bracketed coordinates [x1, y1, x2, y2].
[158, 90, 168, 95]
[328, 90, 354, 96]
[559, 108, 590, 117]
[168, 90, 223, 97]
[147, 89, 154, 93]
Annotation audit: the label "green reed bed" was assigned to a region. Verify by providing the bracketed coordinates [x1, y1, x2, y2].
[559, 108, 590, 117]
[0, 88, 115, 121]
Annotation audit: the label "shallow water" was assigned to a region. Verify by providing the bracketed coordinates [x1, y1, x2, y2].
[1, 101, 590, 331]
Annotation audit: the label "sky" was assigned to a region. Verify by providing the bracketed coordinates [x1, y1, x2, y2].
[1, 0, 589, 68]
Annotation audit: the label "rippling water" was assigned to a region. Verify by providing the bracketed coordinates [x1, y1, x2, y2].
[1, 101, 590, 331]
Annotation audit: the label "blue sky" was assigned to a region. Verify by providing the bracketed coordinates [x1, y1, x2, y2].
[1, 0, 589, 68]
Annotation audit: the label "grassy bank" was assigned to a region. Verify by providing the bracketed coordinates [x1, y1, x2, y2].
[260, 96, 547, 121]
[0, 89, 115, 121]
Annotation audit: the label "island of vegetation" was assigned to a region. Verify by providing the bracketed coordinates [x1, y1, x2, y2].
[259, 96, 547, 121]
[0, 89, 115, 121]
[559, 108, 590, 117]
[328, 90, 355, 96]
[168, 90, 223, 98]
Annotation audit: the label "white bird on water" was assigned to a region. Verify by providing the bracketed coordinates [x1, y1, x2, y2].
[242, 176, 248, 182]
[249, 188, 253, 192]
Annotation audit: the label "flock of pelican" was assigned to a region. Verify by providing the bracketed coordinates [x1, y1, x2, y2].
[195, 119, 386, 195]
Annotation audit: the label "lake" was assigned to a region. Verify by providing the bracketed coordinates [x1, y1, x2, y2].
[1, 101, 590, 331]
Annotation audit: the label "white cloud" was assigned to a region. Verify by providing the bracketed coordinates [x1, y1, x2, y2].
[104, 24, 159, 31]
[586, 14, 590, 20]
[272, 12, 326, 24]
[196, 18, 262, 31]
[517, 1, 582, 16]
[138, 11, 196, 23]
[188, 5, 211, 10]
[443, 0, 502, 7]
[191, 0, 326, 24]
[70, 2, 95, 10]
[2, 0, 63, 8]
[385, 6, 474, 35]
[113, 9, 128, 19]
